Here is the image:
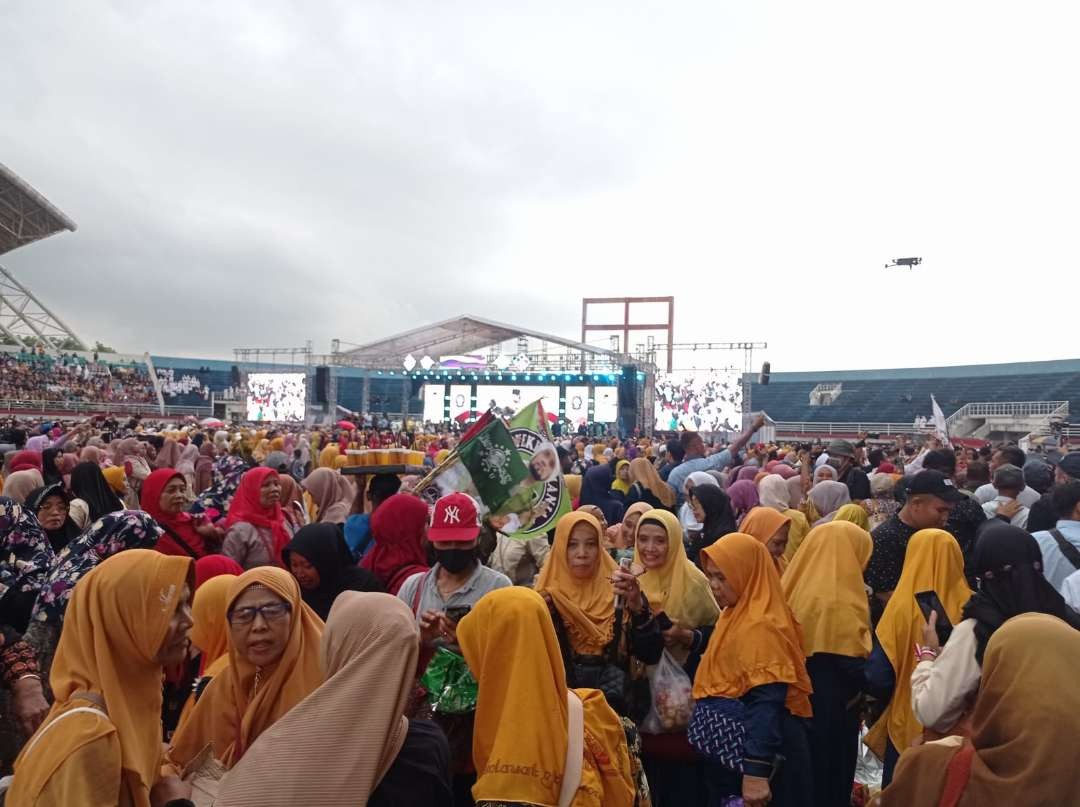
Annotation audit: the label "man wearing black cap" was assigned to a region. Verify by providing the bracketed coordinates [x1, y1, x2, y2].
[865, 470, 965, 618]
[908, 449, 987, 580]
[824, 439, 871, 501]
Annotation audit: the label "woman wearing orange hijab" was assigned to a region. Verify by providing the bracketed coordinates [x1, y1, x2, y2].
[782, 521, 872, 807]
[9, 550, 194, 807]
[694, 533, 813, 807]
[166, 566, 323, 772]
[457, 586, 635, 807]
[739, 506, 793, 574]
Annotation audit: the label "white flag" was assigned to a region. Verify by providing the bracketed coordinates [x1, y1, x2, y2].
[930, 394, 950, 444]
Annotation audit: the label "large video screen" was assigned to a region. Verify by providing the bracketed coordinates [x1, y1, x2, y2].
[246, 373, 307, 422]
[448, 384, 472, 420]
[475, 385, 560, 418]
[654, 371, 742, 432]
[564, 385, 590, 428]
[422, 385, 445, 423]
[593, 386, 619, 423]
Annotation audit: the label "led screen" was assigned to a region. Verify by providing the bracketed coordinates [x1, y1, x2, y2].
[246, 373, 307, 422]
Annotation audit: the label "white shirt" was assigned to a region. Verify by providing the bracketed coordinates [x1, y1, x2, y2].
[1033, 520, 1080, 592]
[911, 618, 982, 733]
[1062, 569, 1080, 613]
[973, 483, 1041, 507]
[982, 496, 1029, 529]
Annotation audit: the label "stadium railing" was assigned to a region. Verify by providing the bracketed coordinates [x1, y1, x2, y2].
[0, 400, 211, 418]
[772, 421, 922, 437]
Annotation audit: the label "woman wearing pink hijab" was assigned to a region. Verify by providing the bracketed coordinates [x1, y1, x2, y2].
[726, 479, 760, 521]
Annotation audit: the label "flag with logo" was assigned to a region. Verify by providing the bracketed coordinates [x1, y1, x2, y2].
[502, 400, 572, 540]
[454, 413, 530, 512]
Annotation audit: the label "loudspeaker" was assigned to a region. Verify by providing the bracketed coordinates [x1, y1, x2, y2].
[617, 365, 639, 435]
[230, 365, 241, 386]
[314, 366, 329, 404]
[759, 361, 771, 386]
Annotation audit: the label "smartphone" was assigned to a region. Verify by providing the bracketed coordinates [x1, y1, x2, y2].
[445, 605, 471, 624]
[914, 590, 954, 645]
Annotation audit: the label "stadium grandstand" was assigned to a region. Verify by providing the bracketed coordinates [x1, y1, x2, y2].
[746, 358, 1080, 444]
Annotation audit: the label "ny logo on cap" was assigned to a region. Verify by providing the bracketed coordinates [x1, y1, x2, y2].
[444, 505, 461, 524]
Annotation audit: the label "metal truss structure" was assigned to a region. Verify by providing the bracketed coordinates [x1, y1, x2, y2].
[0, 161, 86, 351]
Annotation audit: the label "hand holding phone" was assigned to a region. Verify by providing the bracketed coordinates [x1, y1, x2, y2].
[914, 590, 953, 647]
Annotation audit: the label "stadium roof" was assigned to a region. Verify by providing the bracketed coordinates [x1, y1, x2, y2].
[341, 315, 618, 366]
[0, 161, 77, 256]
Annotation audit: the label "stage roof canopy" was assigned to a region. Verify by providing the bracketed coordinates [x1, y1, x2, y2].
[0, 162, 77, 256]
[340, 315, 619, 369]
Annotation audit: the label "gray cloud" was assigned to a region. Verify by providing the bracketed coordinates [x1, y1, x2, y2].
[1, 0, 644, 356]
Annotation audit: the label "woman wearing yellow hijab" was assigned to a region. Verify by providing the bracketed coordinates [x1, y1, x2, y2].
[10, 550, 194, 807]
[631, 508, 720, 805]
[318, 443, 341, 469]
[782, 521, 872, 807]
[633, 509, 720, 661]
[457, 586, 635, 807]
[252, 439, 271, 464]
[831, 502, 870, 530]
[536, 511, 661, 720]
[166, 566, 324, 772]
[610, 459, 631, 496]
[694, 533, 813, 807]
[864, 528, 971, 786]
[535, 512, 619, 658]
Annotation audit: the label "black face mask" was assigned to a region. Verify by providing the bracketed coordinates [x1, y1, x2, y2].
[436, 547, 477, 574]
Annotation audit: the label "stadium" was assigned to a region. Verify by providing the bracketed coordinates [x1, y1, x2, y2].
[1, 160, 1076, 448]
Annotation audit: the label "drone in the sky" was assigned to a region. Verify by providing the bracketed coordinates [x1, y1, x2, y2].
[886, 257, 922, 270]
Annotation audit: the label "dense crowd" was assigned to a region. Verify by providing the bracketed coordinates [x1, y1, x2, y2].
[0, 351, 157, 406]
[653, 374, 742, 433]
[0, 412, 1078, 806]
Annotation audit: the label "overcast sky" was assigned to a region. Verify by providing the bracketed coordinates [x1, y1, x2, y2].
[3, 1, 1079, 372]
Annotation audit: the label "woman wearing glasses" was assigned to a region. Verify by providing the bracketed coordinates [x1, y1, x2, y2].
[167, 566, 323, 772]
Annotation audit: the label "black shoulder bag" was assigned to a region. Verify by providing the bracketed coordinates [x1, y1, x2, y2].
[1049, 528, 1080, 571]
[555, 604, 630, 715]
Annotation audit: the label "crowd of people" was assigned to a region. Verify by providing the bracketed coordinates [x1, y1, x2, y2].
[653, 373, 742, 433]
[0, 351, 157, 406]
[0, 411, 1079, 806]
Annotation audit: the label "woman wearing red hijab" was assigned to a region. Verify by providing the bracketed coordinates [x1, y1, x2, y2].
[141, 468, 223, 559]
[362, 493, 430, 595]
[194, 554, 244, 589]
[8, 450, 42, 474]
[222, 467, 292, 570]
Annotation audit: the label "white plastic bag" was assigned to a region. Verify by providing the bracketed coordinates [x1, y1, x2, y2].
[854, 723, 883, 794]
[640, 649, 694, 734]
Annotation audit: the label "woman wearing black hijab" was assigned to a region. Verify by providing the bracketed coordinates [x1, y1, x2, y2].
[687, 484, 737, 565]
[911, 523, 1080, 736]
[283, 523, 384, 620]
[68, 460, 125, 529]
[579, 462, 625, 527]
[40, 447, 64, 487]
[25, 483, 82, 551]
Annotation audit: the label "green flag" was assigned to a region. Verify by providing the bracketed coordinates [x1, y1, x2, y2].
[455, 415, 530, 512]
[504, 401, 571, 540]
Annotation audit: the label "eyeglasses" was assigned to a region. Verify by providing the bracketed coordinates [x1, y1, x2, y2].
[228, 601, 292, 626]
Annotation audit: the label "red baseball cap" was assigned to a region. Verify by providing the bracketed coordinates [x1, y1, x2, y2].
[429, 492, 481, 542]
